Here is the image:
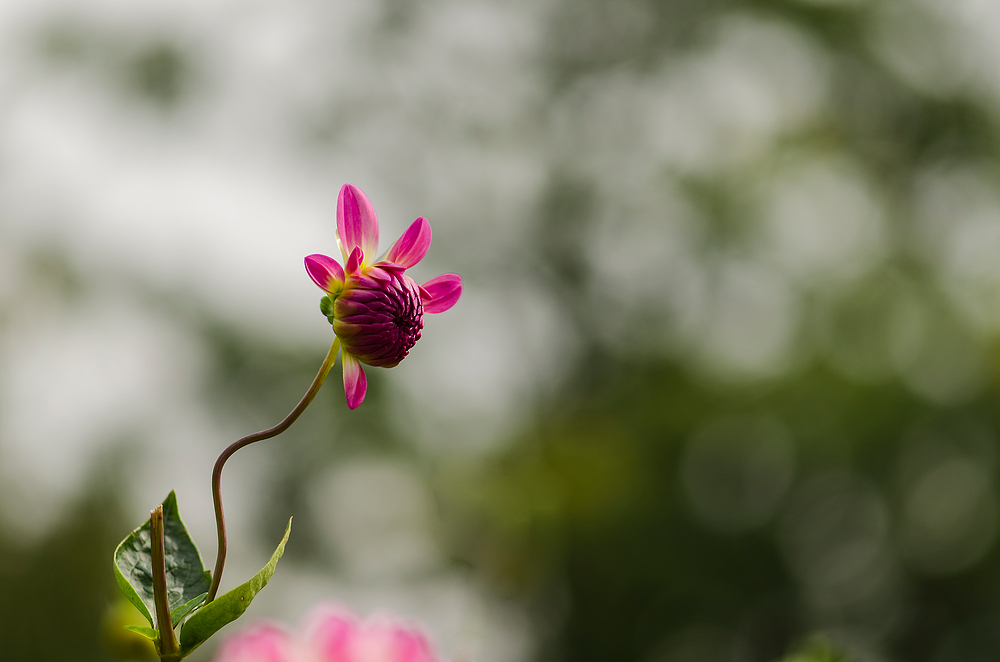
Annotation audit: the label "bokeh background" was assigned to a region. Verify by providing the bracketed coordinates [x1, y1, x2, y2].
[2, 0, 1000, 661]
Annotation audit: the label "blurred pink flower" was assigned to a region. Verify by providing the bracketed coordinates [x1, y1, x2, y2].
[305, 184, 462, 409]
[213, 606, 442, 662]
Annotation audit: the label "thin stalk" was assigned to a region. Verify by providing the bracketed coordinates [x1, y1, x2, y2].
[205, 337, 340, 604]
[150, 505, 180, 659]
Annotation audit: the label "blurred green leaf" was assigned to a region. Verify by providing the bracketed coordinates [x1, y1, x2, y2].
[178, 518, 292, 655]
[113, 491, 211, 630]
[123, 624, 158, 642]
[170, 591, 208, 624]
[780, 636, 849, 662]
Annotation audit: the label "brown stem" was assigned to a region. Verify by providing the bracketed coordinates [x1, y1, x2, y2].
[205, 338, 340, 604]
[150, 505, 180, 658]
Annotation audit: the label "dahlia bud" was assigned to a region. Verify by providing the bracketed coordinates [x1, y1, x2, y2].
[304, 184, 463, 409]
[331, 267, 423, 368]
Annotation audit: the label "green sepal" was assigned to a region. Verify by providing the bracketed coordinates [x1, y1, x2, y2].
[170, 591, 208, 624]
[123, 624, 159, 642]
[179, 518, 292, 655]
[320, 295, 335, 318]
[113, 491, 212, 629]
[320, 295, 337, 326]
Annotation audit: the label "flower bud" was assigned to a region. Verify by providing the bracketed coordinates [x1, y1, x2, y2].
[330, 268, 424, 368]
[305, 184, 462, 408]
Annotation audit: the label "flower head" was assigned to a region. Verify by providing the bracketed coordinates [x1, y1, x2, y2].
[212, 606, 442, 662]
[306, 184, 462, 409]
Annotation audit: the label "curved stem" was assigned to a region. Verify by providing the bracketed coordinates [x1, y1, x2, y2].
[205, 337, 340, 604]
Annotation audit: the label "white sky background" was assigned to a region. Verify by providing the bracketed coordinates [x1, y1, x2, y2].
[3, 0, 1000, 659]
[0, 0, 555, 512]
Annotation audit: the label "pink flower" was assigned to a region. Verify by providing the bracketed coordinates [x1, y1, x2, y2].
[305, 184, 462, 409]
[212, 606, 443, 662]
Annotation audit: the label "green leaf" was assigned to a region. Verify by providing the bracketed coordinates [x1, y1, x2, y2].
[123, 624, 159, 642]
[170, 592, 208, 624]
[113, 491, 212, 629]
[179, 518, 292, 655]
[114, 540, 153, 627]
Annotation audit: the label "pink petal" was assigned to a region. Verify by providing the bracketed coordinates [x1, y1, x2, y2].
[302, 606, 443, 662]
[337, 184, 379, 263]
[385, 217, 431, 268]
[421, 273, 462, 314]
[378, 261, 407, 274]
[304, 254, 344, 292]
[306, 608, 358, 662]
[390, 628, 435, 662]
[345, 246, 364, 277]
[342, 351, 368, 410]
[214, 624, 292, 662]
